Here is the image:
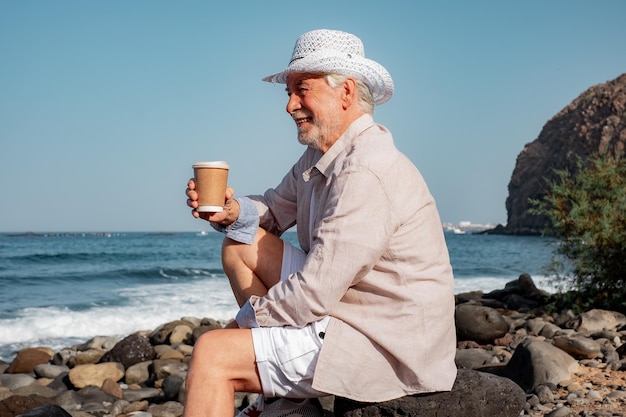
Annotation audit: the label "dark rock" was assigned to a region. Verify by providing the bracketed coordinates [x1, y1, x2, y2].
[99, 333, 154, 369]
[19, 404, 72, 417]
[455, 304, 509, 344]
[503, 73, 626, 234]
[0, 395, 53, 417]
[162, 374, 185, 400]
[454, 290, 484, 304]
[333, 368, 525, 417]
[483, 274, 547, 311]
[75, 385, 118, 405]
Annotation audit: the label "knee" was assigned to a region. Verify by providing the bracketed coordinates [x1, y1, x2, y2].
[189, 330, 229, 375]
[221, 237, 243, 271]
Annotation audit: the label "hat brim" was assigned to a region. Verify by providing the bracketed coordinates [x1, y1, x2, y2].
[263, 51, 393, 105]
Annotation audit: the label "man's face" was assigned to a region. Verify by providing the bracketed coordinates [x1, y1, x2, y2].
[285, 73, 345, 152]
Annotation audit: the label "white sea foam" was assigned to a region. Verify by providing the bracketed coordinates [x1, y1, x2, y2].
[453, 275, 557, 294]
[0, 275, 559, 362]
[0, 279, 239, 361]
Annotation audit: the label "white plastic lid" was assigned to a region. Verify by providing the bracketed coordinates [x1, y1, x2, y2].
[193, 161, 229, 169]
[196, 205, 224, 212]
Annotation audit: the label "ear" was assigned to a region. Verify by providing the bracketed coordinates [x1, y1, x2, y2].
[341, 78, 358, 109]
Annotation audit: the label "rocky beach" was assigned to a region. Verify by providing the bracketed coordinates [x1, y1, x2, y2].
[1, 274, 625, 417]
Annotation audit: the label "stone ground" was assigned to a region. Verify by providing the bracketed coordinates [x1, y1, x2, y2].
[526, 364, 626, 416]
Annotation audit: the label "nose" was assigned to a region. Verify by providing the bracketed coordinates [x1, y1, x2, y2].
[286, 93, 301, 114]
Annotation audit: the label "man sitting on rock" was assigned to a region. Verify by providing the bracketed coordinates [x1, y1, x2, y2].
[184, 29, 457, 417]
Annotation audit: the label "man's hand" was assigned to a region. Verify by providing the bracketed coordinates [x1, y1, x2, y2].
[186, 179, 240, 225]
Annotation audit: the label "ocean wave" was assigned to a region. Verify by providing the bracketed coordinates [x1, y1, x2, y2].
[0, 279, 240, 362]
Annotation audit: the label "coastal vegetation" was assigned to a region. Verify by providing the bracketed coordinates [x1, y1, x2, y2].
[530, 150, 626, 313]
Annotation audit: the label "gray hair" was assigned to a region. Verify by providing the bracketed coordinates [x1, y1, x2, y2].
[325, 74, 375, 115]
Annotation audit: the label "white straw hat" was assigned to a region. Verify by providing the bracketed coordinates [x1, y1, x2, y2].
[263, 29, 394, 105]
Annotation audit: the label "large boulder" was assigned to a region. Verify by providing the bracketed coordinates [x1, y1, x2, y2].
[503, 73, 626, 234]
[455, 304, 509, 344]
[483, 337, 579, 392]
[334, 369, 525, 417]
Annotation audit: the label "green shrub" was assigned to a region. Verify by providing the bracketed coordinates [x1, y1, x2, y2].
[530, 150, 626, 313]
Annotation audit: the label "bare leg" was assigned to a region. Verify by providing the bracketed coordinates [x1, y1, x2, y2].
[221, 227, 285, 306]
[183, 228, 286, 416]
[184, 328, 261, 417]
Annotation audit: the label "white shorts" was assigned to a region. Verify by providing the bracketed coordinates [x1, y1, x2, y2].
[251, 241, 329, 398]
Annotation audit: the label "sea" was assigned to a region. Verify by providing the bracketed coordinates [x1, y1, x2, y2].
[0, 230, 559, 362]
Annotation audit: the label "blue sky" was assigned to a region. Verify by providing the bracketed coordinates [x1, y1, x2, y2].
[1, 1, 625, 232]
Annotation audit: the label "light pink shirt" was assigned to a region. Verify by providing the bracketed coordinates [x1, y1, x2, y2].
[245, 114, 457, 401]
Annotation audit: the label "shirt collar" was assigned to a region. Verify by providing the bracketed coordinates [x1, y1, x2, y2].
[302, 114, 375, 182]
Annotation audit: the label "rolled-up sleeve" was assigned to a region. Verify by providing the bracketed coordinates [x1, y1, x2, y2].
[210, 197, 259, 244]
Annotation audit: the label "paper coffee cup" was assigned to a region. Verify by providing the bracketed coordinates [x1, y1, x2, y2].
[192, 161, 229, 212]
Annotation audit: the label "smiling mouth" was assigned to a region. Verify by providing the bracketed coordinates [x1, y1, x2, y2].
[293, 116, 312, 126]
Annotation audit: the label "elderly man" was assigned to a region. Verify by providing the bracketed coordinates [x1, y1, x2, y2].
[184, 29, 456, 417]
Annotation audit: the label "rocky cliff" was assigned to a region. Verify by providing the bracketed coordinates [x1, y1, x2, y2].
[503, 73, 626, 235]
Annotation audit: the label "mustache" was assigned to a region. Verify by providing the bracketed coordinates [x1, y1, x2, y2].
[291, 112, 312, 121]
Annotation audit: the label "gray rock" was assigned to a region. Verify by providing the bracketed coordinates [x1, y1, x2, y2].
[534, 384, 555, 404]
[108, 399, 131, 417]
[484, 337, 579, 392]
[539, 322, 563, 339]
[152, 359, 188, 380]
[334, 369, 525, 417]
[125, 360, 152, 385]
[455, 304, 509, 344]
[575, 309, 626, 332]
[148, 400, 184, 417]
[54, 390, 83, 412]
[0, 373, 36, 390]
[77, 335, 119, 352]
[75, 385, 118, 405]
[51, 348, 76, 367]
[33, 364, 69, 379]
[545, 406, 573, 417]
[455, 348, 495, 369]
[553, 335, 601, 359]
[12, 383, 57, 399]
[123, 387, 162, 402]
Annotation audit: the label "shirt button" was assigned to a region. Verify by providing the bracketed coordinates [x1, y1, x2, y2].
[318, 332, 325, 339]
